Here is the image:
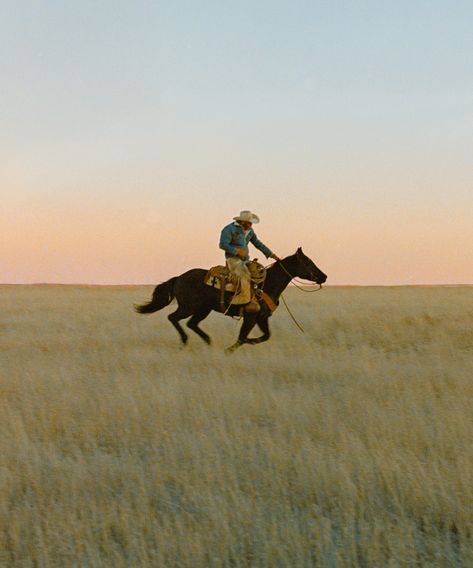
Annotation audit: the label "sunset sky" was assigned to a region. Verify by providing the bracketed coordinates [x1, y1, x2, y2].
[2, 1, 472, 285]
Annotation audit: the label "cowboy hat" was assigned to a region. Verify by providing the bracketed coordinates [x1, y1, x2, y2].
[233, 210, 260, 224]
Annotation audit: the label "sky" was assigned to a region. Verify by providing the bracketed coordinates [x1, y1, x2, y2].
[1, 0, 472, 285]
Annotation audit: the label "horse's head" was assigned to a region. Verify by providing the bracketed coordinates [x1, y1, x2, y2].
[291, 247, 327, 284]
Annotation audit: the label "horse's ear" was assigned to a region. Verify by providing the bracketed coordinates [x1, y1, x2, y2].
[296, 247, 303, 255]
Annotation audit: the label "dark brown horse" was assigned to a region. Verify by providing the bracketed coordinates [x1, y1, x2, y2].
[135, 248, 327, 352]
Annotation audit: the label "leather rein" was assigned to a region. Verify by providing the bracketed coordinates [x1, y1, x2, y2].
[270, 259, 324, 333]
[275, 259, 323, 292]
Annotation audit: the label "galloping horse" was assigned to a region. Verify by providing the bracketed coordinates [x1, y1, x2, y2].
[135, 248, 327, 352]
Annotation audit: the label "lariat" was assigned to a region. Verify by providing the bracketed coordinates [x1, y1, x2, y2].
[265, 259, 323, 333]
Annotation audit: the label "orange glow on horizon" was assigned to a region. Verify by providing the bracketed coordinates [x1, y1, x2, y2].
[2, 194, 472, 285]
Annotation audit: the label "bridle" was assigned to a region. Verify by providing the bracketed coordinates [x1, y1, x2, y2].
[276, 259, 323, 292]
[263, 258, 324, 333]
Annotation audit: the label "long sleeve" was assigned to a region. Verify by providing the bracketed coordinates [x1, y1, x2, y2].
[249, 231, 273, 258]
[219, 224, 238, 256]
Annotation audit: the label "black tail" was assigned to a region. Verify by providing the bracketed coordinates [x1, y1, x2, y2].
[134, 277, 178, 314]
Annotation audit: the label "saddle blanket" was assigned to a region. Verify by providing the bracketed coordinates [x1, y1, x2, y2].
[204, 265, 236, 291]
[204, 263, 277, 312]
[204, 260, 266, 291]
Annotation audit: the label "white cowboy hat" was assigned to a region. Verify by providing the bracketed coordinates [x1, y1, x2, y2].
[233, 210, 260, 224]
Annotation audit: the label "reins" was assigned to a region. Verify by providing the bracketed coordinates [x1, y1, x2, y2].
[226, 258, 324, 329]
[280, 293, 306, 333]
[276, 261, 323, 293]
[267, 259, 324, 333]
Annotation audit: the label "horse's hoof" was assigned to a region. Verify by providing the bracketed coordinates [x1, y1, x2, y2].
[225, 342, 241, 354]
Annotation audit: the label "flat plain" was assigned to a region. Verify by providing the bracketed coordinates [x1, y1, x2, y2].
[1, 284, 472, 567]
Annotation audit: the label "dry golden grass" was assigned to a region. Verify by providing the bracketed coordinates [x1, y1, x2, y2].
[1, 284, 472, 567]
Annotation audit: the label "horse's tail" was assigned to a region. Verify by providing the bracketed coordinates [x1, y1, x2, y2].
[134, 277, 178, 314]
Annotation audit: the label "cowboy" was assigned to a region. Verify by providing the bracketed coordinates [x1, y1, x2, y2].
[219, 211, 280, 312]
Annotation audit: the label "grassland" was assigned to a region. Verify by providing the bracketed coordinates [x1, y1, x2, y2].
[1, 284, 472, 567]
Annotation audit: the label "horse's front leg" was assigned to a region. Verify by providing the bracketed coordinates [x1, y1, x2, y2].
[225, 314, 258, 353]
[245, 316, 271, 345]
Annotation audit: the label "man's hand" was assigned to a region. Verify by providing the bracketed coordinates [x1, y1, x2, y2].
[271, 253, 281, 261]
[236, 248, 247, 258]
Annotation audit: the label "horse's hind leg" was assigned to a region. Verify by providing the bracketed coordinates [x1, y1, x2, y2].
[186, 308, 212, 345]
[168, 307, 192, 345]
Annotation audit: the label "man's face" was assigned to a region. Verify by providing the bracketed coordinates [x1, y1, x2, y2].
[239, 221, 252, 231]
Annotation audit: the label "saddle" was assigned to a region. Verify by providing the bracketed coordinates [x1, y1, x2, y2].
[204, 259, 267, 312]
[205, 259, 266, 290]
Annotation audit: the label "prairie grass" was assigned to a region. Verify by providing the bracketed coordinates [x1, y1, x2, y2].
[1, 285, 472, 567]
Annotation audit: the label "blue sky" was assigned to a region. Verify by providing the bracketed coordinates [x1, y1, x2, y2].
[2, 1, 472, 283]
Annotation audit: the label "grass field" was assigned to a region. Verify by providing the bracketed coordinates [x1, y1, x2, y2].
[1, 284, 472, 567]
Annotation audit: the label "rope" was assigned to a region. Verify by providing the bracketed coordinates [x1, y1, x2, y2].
[267, 259, 323, 332]
[276, 261, 323, 292]
[224, 286, 241, 317]
[280, 293, 305, 333]
[224, 260, 265, 318]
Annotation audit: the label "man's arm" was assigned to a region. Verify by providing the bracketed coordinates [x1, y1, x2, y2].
[249, 231, 275, 259]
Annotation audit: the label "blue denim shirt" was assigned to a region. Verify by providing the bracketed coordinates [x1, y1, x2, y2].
[219, 222, 273, 261]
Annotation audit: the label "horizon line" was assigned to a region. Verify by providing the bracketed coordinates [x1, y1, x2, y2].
[1, 283, 472, 288]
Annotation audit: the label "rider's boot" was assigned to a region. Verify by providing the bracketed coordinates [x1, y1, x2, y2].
[244, 291, 260, 313]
